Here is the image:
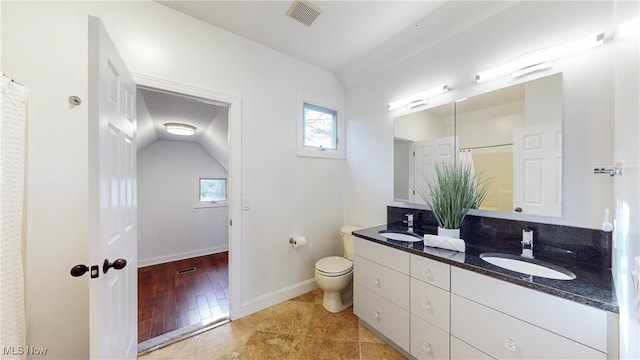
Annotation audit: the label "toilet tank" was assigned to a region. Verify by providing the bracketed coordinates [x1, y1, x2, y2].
[340, 225, 362, 261]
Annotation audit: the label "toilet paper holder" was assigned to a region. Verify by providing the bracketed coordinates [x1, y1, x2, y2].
[289, 235, 307, 248]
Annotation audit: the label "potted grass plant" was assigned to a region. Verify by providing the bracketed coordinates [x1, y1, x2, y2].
[417, 162, 489, 239]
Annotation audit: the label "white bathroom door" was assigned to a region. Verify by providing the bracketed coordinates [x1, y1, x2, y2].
[413, 136, 456, 203]
[88, 16, 138, 359]
[513, 124, 562, 216]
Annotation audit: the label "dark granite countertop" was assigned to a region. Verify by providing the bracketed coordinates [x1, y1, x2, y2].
[353, 224, 618, 313]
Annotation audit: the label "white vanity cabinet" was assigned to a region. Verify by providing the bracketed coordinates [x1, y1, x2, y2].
[353, 238, 410, 351]
[410, 255, 451, 359]
[353, 238, 617, 360]
[450, 336, 494, 360]
[450, 267, 610, 359]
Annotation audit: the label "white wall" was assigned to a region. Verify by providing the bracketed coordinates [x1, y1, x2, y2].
[2, 3, 93, 358]
[345, 1, 616, 229]
[138, 140, 229, 266]
[394, 110, 450, 141]
[2, 1, 344, 358]
[456, 102, 524, 149]
[525, 73, 563, 127]
[136, 88, 157, 151]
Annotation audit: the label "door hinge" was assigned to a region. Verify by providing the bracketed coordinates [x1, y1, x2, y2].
[230, 219, 233, 226]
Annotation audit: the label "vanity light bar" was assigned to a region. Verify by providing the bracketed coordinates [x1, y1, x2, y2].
[511, 62, 553, 79]
[476, 31, 605, 83]
[388, 84, 449, 111]
[407, 99, 428, 108]
[616, 18, 640, 39]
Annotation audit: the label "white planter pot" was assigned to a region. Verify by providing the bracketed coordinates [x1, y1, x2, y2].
[438, 227, 460, 239]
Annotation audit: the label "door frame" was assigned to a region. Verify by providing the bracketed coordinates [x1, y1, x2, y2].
[132, 73, 242, 320]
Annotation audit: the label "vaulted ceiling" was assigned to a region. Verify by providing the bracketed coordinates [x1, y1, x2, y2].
[137, 87, 229, 170]
[157, 1, 517, 87]
[139, 1, 519, 165]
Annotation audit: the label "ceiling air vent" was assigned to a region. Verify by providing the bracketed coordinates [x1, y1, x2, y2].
[286, 0, 321, 27]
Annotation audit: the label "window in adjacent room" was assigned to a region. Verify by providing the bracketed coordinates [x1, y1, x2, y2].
[195, 177, 227, 208]
[297, 96, 345, 159]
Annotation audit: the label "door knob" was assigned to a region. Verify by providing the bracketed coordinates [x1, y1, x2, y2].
[103, 258, 127, 274]
[514, 207, 523, 213]
[70, 264, 99, 278]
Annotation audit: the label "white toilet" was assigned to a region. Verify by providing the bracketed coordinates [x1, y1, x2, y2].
[315, 225, 361, 313]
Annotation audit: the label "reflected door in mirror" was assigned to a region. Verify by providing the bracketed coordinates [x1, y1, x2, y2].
[513, 123, 562, 217]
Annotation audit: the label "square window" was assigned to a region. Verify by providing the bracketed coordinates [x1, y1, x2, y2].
[303, 103, 337, 150]
[199, 178, 227, 203]
[296, 95, 345, 159]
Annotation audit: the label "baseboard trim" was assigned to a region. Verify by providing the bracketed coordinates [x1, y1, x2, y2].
[236, 279, 318, 319]
[138, 246, 228, 268]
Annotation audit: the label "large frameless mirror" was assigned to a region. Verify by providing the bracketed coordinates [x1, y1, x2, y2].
[394, 73, 563, 217]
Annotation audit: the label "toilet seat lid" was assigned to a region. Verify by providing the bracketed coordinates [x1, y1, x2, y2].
[316, 256, 353, 275]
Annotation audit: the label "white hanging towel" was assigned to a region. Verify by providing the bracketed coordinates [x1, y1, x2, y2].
[1, 74, 30, 358]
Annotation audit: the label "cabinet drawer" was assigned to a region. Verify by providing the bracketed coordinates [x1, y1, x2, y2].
[451, 267, 608, 352]
[410, 254, 450, 290]
[451, 294, 605, 359]
[354, 284, 409, 351]
[411, 314, 449, 360]
[410, 278, 450, 332]
[355, 238, 410, 274]
[354, 255, 409, 309]
[450, 336, 495, 360]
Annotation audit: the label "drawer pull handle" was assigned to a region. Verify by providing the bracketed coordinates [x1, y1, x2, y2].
[422, 268, 433, 279]
[504, 338, 517, 352]
[372, 277, 380, 287]
[422, 300, 432, 311]
[422, 342, 432, 352]
[373, 311, 381, 320]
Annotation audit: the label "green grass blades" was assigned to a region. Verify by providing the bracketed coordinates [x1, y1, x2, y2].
[416, 162, 489, 229]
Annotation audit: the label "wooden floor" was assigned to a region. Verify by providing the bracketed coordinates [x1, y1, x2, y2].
[138, 252, 229, 343]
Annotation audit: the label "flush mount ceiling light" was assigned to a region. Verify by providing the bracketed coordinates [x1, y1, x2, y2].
[476, 31, 605, 83]
[388, 84, 450, 111]
[165, 123, 196, 136]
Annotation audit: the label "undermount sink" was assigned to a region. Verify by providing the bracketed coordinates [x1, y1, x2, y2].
[378, 230, 423, 242]
[480, 253, 576, 280]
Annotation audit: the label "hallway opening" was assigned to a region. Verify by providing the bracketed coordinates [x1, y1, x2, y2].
[134, 81, 237, 352]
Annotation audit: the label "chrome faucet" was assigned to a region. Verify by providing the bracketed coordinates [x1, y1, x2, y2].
[521, 228, 534, 259]
[404, 213, 414, 232]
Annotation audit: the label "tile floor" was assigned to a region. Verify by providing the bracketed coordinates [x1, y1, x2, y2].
[138, 289, 407, 359]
